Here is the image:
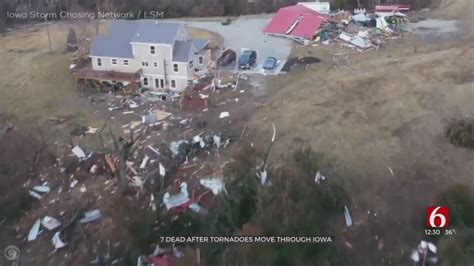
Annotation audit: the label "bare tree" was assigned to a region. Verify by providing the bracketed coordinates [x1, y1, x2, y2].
[111, 129, 143, 194]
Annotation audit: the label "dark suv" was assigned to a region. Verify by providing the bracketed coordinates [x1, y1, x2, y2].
[238, 50, 257, 70]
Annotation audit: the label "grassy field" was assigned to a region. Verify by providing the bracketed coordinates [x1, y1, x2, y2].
[0, 22, 102, 126]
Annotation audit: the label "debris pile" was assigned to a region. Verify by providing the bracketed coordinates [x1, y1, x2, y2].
[410, 240, 438, 265]
[315, 10, 409, 52]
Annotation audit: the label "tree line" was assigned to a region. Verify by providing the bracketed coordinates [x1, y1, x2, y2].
[1, 0, 434, 29]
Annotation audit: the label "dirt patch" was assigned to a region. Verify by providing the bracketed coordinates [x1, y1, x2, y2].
[445, 117, 474, 149]
[281, 56, 321, 73]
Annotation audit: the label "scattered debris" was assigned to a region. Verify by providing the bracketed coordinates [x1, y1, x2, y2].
[80, 209, 102, 224]
[189, 203, 206, 213]
[388, 167, 395, 177]
[219, 112, 230, 119]
[169, 140, 190, 157]
[41, 216, 62, 231]
[344, 205, 353, 227]
[163, 182, 191, 211]
[140, 155, 150, 169]
[32, 185, 50, 193]
[90, 164, 99, 174]
[52, 232, 67, 250]
[142, 110, 172, 125]
[27, 218, 41, 242]
[200, 178, 226, 195]
[29, 190, 45, 200]
[70, 126, 98, 136]
[159, 163, 166, 177]
[314, 171, 327, 184]
[410, 240, 438, 264]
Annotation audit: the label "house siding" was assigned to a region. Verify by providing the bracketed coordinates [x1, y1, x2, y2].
[195, 49, 212, 70]
[90, 56, 140, 73]
[89, 23, 207, 92]
[132, 43, 172, 76]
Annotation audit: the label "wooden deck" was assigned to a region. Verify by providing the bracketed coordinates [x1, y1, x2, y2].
[70, 60, 141, 83]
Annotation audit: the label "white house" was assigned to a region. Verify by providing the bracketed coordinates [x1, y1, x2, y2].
[89, 20, 211, 92]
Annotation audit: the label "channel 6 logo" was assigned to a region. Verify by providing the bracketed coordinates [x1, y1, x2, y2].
[426, 206, 449, 228]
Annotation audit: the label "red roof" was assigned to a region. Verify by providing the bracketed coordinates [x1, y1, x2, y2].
[263, 5, 327, 39]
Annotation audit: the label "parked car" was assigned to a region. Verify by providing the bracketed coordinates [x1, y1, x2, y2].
[238, 50, 257, 70]
[263, 57, 278, 70]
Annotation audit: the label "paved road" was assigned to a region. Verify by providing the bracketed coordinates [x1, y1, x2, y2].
[179, 15, 293, 75]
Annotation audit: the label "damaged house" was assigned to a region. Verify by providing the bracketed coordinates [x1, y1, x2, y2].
[72, 20, 211, 92]
[263, 4, 327, 44]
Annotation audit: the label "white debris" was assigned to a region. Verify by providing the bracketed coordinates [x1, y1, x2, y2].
[344, 205, 353, 227]
[427, 242, 437, 254]
[140, 155, 150, 169]
[163, 182, 190, 210]
[29, 190, 43, 199]
[52, 232, 67, 250]
[32, 185, 50, 193]
[314, 171, 327, 184]
[271, 124, 276, 143]
[147, 145, 160, 156]
[189, 203, 206, 213]
[388, 167, 395, 176]
[411, 240, 438, 263]
[129, 176, 144, 190]
[41, 216, 61, 231]
[79, 185, 87, 193]
[85, 127, 98, 134]
[200, 178, 226, 195]
[193, 135, 206, 149]
[72, 145, 86, 159]
[420, 240, 427, 250]
[70, 179, 78, 188]
[159, 163, 166, 177]
[90, 164, 99, 174]
[80, 209, 102, 224]
[213, 135, 222, 149]
[169, 140, 188, 156]
[219, 112, 230, 119]
[150, 194, 157, 211]
[27, 218, 41, 242]
[257, 169, 268, 186]
[410, 250, 420, 262]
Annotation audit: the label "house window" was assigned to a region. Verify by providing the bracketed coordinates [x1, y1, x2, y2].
[171, 80, 176, 88]
[123, 60, 129, 66]
[173, 63, 178, 72]
[142, 61, 149, 67]
[111, 58, 118, 65]
[142, 77, 149, 86]
[97, 58, 102, 66]
[189, 60, 194, 70]
[198, 56, 203, 64]
[154, 62, 158, 68]
[150, 46, 156, 54]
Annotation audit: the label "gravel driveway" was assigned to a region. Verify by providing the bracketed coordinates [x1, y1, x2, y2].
[179, 15, 293, 75]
